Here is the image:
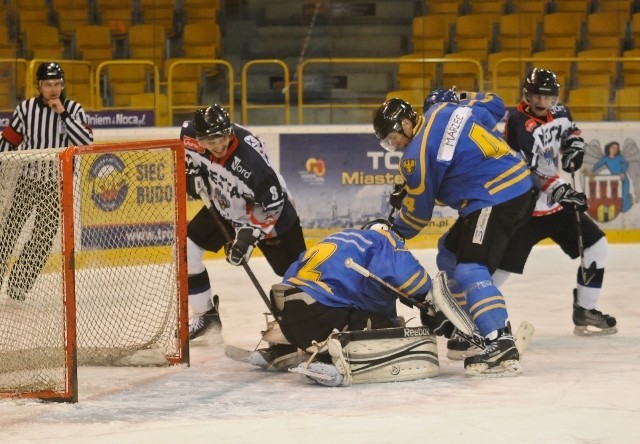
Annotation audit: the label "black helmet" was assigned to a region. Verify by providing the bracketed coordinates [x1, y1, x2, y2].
[36, 62, 64, 81]
[193, 104, 232, 138]
[523, 68, 560, 96]
[373, 98, 417, 141]
[423, 87, 460, 112]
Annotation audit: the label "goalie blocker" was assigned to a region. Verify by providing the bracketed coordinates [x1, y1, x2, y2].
[290, 326, 439, 387]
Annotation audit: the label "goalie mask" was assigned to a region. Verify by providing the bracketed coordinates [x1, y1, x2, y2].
[193, 104, 233, 139]
[423, 87, 459, 112]
[373, 98, 417, 152]
[523, 68, 560, 106]
[360, 218, 392, 231]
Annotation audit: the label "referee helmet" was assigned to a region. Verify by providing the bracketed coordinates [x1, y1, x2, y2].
[36, 62, 65, 82]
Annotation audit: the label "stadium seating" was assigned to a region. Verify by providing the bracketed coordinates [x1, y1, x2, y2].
[74, 25, 114, 70]
[129, 24, 167, 70]
[52, 0, 91, 41]
[139, 0, 176, 37]
[96, 0, 135, 38]
[567, 86, 610, 121]
[614, 86, 640, 120]
[498, 13, 540, 52]
[24, 25, 64, 59]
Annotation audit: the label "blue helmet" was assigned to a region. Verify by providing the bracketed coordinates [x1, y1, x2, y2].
[423, 87, 460, 111]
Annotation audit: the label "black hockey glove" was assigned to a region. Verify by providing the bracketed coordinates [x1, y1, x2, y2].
[561, 136, 586, 173]
[398, 290, 427, 309]
[389, 183, 407, 210]
[551, 183, 588, 212]
[226, 227, 262, 266]
[420, 309, 454, 338]
[185, 157, 209, 199]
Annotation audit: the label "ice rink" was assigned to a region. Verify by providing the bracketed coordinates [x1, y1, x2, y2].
[1, 244, 638, 444]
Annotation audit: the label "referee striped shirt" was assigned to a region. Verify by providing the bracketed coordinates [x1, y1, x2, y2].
[0, 95, 93, 152]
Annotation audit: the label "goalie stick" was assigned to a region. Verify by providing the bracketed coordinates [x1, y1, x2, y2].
[195, 179, 276, 317]
[344, 258, 535, 355]
[344, 258, 485, 349]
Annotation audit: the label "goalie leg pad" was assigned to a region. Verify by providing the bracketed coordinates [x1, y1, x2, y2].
[293, 327, 439, 386]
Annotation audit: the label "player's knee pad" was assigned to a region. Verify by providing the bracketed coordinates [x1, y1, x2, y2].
[316, 327, 439, 386]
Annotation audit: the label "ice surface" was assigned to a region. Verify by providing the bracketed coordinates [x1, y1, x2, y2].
[1, 245, 638, 444]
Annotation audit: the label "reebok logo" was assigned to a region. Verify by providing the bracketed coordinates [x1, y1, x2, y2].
[232, 156, 252, 179]
[404, 327, 429, 337]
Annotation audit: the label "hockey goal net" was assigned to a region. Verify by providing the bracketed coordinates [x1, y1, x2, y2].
[0, 140, 189, 402]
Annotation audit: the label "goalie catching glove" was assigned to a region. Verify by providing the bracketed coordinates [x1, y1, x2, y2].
[560, 136, 586, 173]
[551, 183, 588, 212]
[226, 226, 262, 266]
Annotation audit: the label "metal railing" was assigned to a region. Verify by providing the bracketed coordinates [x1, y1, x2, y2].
[3, 55, 640, 124]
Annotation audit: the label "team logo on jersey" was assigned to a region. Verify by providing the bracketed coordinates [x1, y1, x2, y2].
[232, 156, 252, 179]
[401, 158, 416, 175]
[89, 153, 128, 212]
[525, 119, 537, 133]
[182, 135, 206, 154]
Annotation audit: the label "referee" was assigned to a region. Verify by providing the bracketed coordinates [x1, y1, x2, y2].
[0, 61, 93, 301]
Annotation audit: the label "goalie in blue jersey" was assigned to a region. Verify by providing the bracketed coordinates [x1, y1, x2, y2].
[373, 92, 536, 377]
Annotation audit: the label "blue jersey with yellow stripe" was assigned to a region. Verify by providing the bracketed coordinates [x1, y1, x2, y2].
[283, 228, 431, 321]
[393, 99, 534, 240]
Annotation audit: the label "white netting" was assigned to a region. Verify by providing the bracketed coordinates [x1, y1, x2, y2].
[0, 142, 187, 400]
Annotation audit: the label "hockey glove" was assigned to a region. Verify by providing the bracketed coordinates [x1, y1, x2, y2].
[561, 136, 586, 173]
[420, 309, 455, 338]
[226, 227, 262, 266]
[389, 183, 407, 210]
[398, 290, 428, 309]
[551, 183, 588, 212]
[185, 157, 209, 199]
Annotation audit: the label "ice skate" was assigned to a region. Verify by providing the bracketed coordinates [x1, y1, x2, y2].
[189, 295, 222, 340]
[464, 328, 522, 377]
[573, 290, 617, 336]
[446, 336, 481, 360]
[247, 343, 306, 371]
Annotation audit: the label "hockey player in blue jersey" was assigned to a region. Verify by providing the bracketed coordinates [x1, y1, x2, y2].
[275, 219, 432, 350]
[373, 94, 536, 376]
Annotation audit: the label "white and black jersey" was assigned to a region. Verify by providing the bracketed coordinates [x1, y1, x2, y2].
[181, 121, 299, 239]
[504, 101, 581, 216]
[0, 96, 93, 152]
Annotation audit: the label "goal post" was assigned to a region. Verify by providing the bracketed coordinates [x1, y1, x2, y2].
[0, 139, 189, 402]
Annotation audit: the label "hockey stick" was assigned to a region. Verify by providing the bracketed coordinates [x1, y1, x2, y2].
[570, 167, 588, 283]
[344, 258, 485, 349]
[195, 180, 276, 317]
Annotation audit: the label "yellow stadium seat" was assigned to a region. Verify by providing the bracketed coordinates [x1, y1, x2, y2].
[614, 86, 640, 120]
[96, 0, 134, 38]
[567, 87, 610, 121]
[599, 0, 633, 16]
[575, 48, 618, 90]
[412, 15, 451, 55]
[129, 24, 167, 69]
[164, 58, 202, 106]
[74, 25, 114, 70]
[586, 12, 626, 51]
[184, 0, 220, 26]
[52, 0, 91, 40]
[107, 64, 149, 107]
[621, 48, 640, 87]
[498, 13, 540, 53]
[24, 25, 64, 59]
[63, 61, 94, 109]
[139, 0, 176, 36]
[397, 54, 436, 91]
[541, 12, 583, 54]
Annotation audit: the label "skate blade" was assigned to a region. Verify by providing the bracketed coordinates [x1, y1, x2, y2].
[289, 363, 344, 387]
[573, 325, 618, 336]
[464, 360, 523, 378]
[446, 348, 481, 361]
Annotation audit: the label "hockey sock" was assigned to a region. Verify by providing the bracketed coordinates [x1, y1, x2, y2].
[188, 269, 213, 315]
[454, 262, 508, 337]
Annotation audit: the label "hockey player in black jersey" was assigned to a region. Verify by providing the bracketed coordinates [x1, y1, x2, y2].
[497, 68, 617, 336]
[180, 105, 306, 340]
